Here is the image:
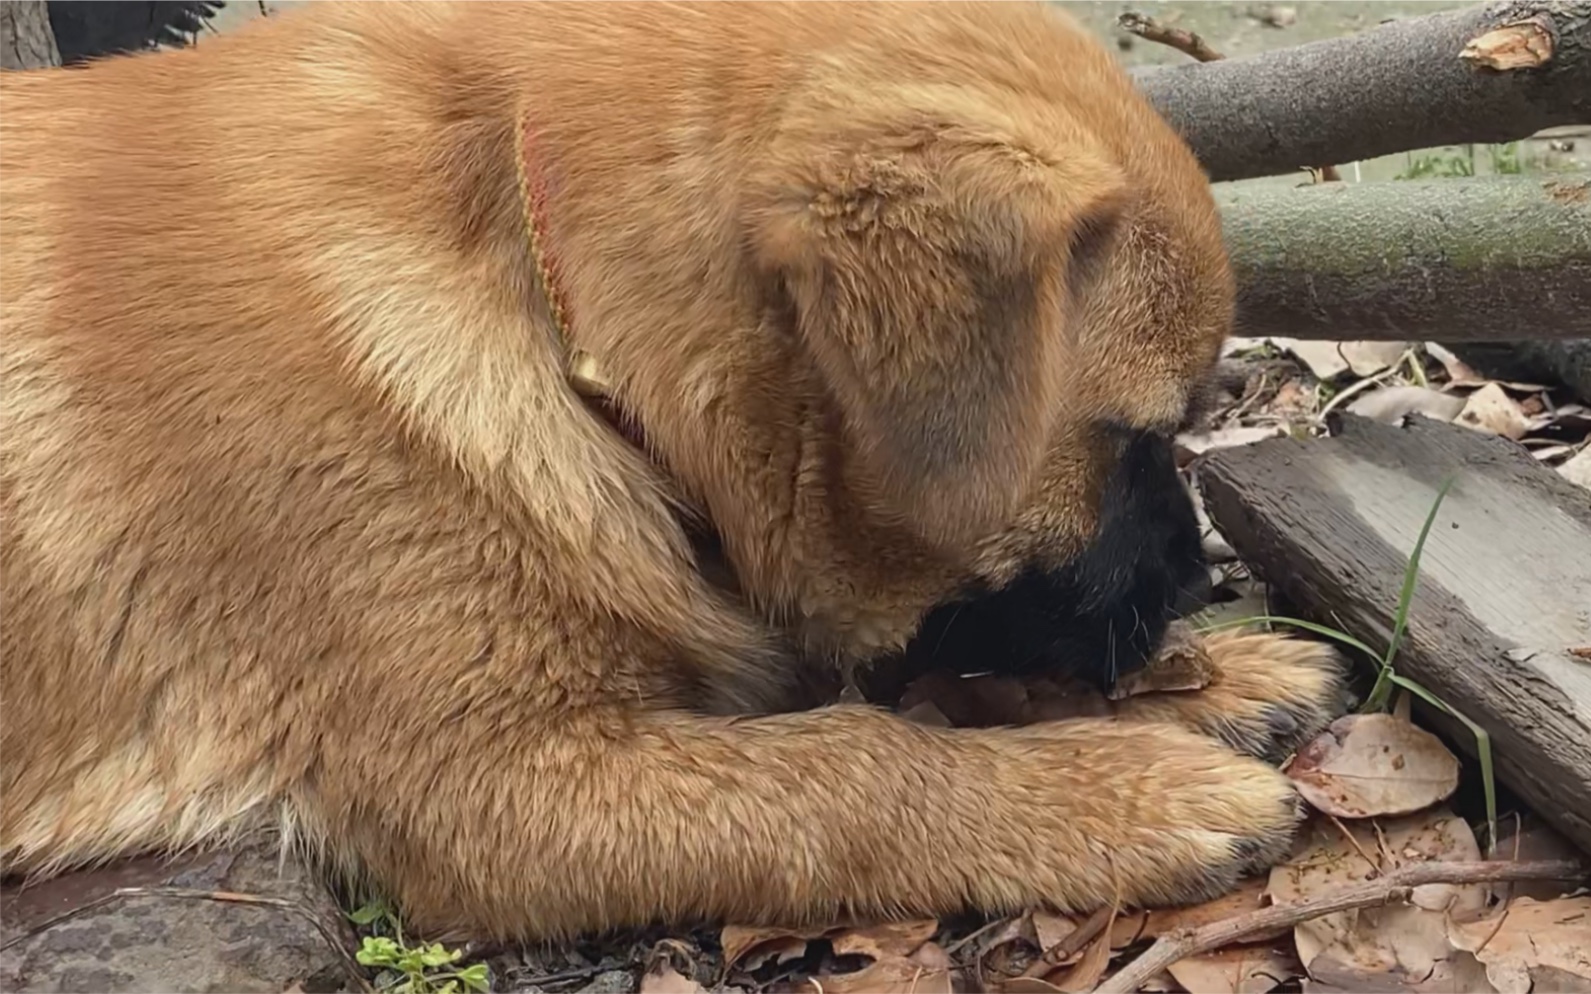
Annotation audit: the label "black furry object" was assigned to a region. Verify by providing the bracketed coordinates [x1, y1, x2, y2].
[48, 1, 225, 65]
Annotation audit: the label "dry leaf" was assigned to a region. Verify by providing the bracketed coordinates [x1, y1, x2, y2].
[900, 671, 1031, 728]
[1051, 923, 1116, 993]
[901, 699, 954, 727]
[998, 979, 1066, 993]
[1032, 912, 1082, 961]
[1271, 339, 1408, 381]
[1559, 447, 1591, 490]
[1449, 896, 1591, 993]
[830, 920, 939, 960]
[1136, 877, 1288, 945]
[1176, 424, 1286, 460]
[1284, 714, 1461, 818]
[1456, 383, 1531, 440]
[1346, 386, 1466, 425]
[1487, 818, 1586, 902]
[804, 956, 955, 994]
[639, 964, 707, 994]
[1267, 809, 1487, 984]
[1304, 949, 1497, 992]
[1423, 343, 1482, 385]
[721, 924, 820, 972]
[1022, 677, 1114, 723]
[1106, 621, 1215, 700]
[1166, 944, 1297, 994]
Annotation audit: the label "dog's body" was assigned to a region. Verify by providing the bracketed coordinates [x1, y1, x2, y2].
[1, 1, 1344, 941]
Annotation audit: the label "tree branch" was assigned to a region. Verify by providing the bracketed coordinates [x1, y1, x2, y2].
[1132, 0, 1591, 183]
[1095, 859, 1586, 994]
[1218, 175, 1591, 343]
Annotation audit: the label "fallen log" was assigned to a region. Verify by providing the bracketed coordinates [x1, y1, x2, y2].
[1216, 175, 1591, 345]
[1197, 413, 1591, 854]
[1133, 0, 1591, 184]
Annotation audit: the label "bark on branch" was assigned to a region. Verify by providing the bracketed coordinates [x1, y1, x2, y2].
[1218, 175, 1591, 344]
[1, 1, 60, 70]
[1133, 0, 1591, 183]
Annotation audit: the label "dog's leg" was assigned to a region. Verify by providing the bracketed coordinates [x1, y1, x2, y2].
[1110, 630, 1352, 763]
[305, 703, 1301, 941]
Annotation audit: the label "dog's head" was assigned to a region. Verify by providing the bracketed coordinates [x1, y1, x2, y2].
[737, 11, 1231, 689]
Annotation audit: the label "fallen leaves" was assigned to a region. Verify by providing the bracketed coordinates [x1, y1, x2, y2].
[1164, 945, 1295, 994]
[1283, 714, 1461, 818]
[1449, 896, 1591, 993]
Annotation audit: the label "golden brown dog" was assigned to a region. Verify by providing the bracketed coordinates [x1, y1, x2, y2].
[0, 1, 1346, 941]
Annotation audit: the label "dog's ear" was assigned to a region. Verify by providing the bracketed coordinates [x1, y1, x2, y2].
[751, 103, 1128, 550]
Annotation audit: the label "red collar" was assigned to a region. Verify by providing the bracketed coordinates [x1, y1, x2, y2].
[514, 110, 649, 455]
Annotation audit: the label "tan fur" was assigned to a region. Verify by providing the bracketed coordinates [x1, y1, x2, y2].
[1, 1, 1343, 941]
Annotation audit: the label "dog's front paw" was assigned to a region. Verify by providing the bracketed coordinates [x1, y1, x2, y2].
[994, 720, 1305, 912]
[1111, 629, 1352, 765]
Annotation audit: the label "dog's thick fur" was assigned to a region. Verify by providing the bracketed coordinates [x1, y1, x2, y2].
[0, 1, 1345, 941]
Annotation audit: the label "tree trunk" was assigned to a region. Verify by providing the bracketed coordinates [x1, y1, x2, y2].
[1, 0, 60, 70]
[1134, 0, 1591, 184]
[1216, 176, 1591, 346]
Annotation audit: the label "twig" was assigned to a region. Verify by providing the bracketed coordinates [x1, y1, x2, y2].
[1095, 859, 1584, 994]
[1116, 11, 1342, 183]
[1117, 13, 1225, 63]
[1021, 904, 1114, 978]
[0, 885, 370, 991]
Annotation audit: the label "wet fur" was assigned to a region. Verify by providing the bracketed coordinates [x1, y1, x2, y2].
[1, 1, 1345, 941]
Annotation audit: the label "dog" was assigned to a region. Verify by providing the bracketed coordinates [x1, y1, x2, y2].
[0, 1, 1346, 941]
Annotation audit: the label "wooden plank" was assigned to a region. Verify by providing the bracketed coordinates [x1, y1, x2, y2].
[1197, 413, 1591, 853]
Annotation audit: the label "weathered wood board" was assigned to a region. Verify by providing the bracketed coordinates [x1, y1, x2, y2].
[1197, 413, 1591, 853]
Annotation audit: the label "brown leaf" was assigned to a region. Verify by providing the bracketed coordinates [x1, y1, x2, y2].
[901, 699, 953, 727]
[1271, 339, 1408, 381]
[1456, 383, 1531, 440]
[1423, 343, 1483, 386]
[1266, 809, 1487, 983]
[1304, 949, 1497, 992]
[1136, 877, 1287, 945]
[830, 920, 939, 961]
[1346, 386, 1466, 425]
[1284, 714, 1460, 819]
[639, 964, 708, 994]
[1165, 944, 1297, 994]
[721, 925, 820, 972]
[1487, 818, 1586, 902]
[997, 979, 1067, 993]
[1050, 911, 1118, 993]
[1032, 912, 1083, 962]
[1023, 678, 1113, 723]
[1106, 621, 1215, 700]
[1449, 896, 1591, 993]
[804, 956, 955, 994]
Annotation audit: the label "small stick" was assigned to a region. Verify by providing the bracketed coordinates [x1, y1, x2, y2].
[1021, 905, 1115, 977]
[1116, 11, 1342, 182]
[1095, 859, 1584, 994]
[1117, 12, 1225, 63]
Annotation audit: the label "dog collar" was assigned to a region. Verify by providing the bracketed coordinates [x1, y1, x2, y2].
[513, 110, 646, 450]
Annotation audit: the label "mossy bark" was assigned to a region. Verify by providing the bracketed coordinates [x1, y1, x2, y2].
[1217, 176, 1591, 355]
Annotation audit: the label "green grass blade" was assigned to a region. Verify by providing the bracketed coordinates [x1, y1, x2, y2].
[1194, 613, 1381, 661]
[1389, 673, 1497, 853]
[1384, 477, 1456, 670]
